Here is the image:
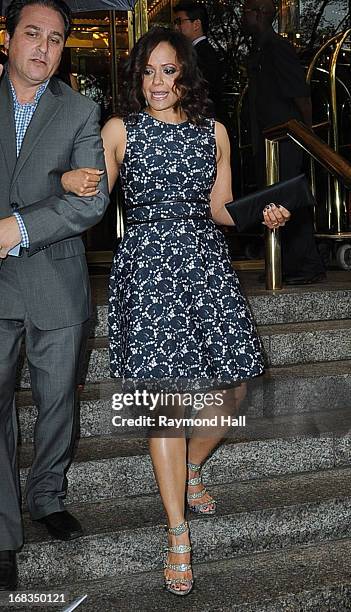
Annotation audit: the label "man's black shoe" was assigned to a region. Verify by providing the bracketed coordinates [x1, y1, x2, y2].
[0, 551, 17, 591]
[284, 272, 327, 286]
[37, 511, 83, 541]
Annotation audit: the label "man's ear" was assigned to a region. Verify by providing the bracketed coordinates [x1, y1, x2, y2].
[4, 31, 10, 51]
[193, 18, 202, 35]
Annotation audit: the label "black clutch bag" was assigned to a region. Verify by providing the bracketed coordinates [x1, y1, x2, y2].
[225, 174, 315, 233]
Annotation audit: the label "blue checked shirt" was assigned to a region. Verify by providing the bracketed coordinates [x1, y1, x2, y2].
[9, 78, 49, 252]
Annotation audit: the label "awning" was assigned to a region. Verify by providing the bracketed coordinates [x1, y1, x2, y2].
[1, 0, 137, 15]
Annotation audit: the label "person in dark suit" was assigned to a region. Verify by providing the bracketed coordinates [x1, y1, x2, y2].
[0, 0, 109, 590]
[242, 0, 325, 284]
[173, 1, 226, 122]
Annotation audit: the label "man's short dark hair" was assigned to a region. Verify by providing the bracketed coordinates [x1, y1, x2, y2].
[5, 0, 72, 41]
[173, 1, 209, 35]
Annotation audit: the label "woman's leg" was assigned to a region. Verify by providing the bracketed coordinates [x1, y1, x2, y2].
[149, 435, 192, 593]
[187, 383, 247, 511]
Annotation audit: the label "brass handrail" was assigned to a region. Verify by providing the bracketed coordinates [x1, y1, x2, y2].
[264, 119, 351, 187]
[263, 119, 351, 290]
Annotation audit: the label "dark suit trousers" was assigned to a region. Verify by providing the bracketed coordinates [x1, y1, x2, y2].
[0, 271, 88, 550]
[255, 139, 324, 278]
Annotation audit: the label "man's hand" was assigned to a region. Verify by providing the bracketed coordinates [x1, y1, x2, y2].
[0, 217, 22, 258]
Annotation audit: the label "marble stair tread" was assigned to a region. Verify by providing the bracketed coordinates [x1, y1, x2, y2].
[90, 289, 351, 336]
[80, 318, 351, 367]
[46, 538, 351, 612]
[16, 468, 351, 587]
[16, 359, 351, 408]
[259, 317, 351, 336]
[19, 319, 351, 350]
[17, 320, 351, 389]
[16, 538, 351, 610]
[267, 359, 351, 378]
[21, 466, 351, 546]
[17, 379, 119, 407]
[90, 269, 351, 305]
[18, 406, 351, 470]
[16, 360, 351, 441]
[245, 289, 351, 325]
[83, 317, 351, 338]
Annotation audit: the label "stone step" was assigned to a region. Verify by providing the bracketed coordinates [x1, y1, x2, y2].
[89, 270, 351, 332]
[16, 467, 351, 589]
[17, 319, 351, 388]
[16, 361, 351, 441]
[18, 408, 351, 504]
[16, 538, 351, 612]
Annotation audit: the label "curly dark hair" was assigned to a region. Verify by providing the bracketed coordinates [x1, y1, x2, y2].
[116, 26, 211, 125]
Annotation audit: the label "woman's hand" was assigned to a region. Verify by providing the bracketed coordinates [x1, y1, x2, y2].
[61, 168, 104, 196]
[263, 204, 291, 229]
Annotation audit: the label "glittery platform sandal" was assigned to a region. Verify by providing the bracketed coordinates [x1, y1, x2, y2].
[187, 461, 216, 515]
[164, 520, 194, 596]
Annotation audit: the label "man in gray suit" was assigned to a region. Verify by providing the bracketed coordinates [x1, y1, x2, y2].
[0, 0, 109, 589]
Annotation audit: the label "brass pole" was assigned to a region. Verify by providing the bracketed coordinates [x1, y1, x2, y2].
[265, 139, 282, 290]
[278, 0, 300, 41]
[108, 11, 118, 114]
[128, 0, 148, 49]
[329, 29, 350, 232]
[128, 10, 135, 52]
[306, 34, 340, 234]
[108, 11, 124, 239]
[139, 0, 148, 36]
[306, 32, 342, 84]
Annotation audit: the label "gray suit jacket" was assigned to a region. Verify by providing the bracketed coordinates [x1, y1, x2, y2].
[0, 75, 109, 330]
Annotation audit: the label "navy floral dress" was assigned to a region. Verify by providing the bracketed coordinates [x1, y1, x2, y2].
[108, 112, 264, 387]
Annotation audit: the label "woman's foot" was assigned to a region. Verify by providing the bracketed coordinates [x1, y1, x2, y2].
[187, 462, 216, 514]
[164, 521, 193, 596]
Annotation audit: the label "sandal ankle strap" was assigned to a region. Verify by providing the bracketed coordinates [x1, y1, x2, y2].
[167, 520, 188, 536]
[188, 487, 208, 500]
[187, 461, 202, 472]
[186, 475, 202, 486]
[166, 544, 192, 554]
[165, 562, 192, 572]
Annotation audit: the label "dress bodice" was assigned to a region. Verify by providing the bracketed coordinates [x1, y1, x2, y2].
[120, 112, 217, 224]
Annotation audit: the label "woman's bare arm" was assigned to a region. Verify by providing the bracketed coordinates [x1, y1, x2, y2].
[61, 117, 127, 196]
[101, 117, 127, 193]
[210, 122, 234, 226]
[210, 121, 291, 229]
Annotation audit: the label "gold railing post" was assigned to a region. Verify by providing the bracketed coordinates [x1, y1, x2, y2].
[307, 30, 350, 234]
[108, 11, 118, 115]
[329, 29, 350, 232]
[128, 0, 148, 51]
[265, 139, 282, 290]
